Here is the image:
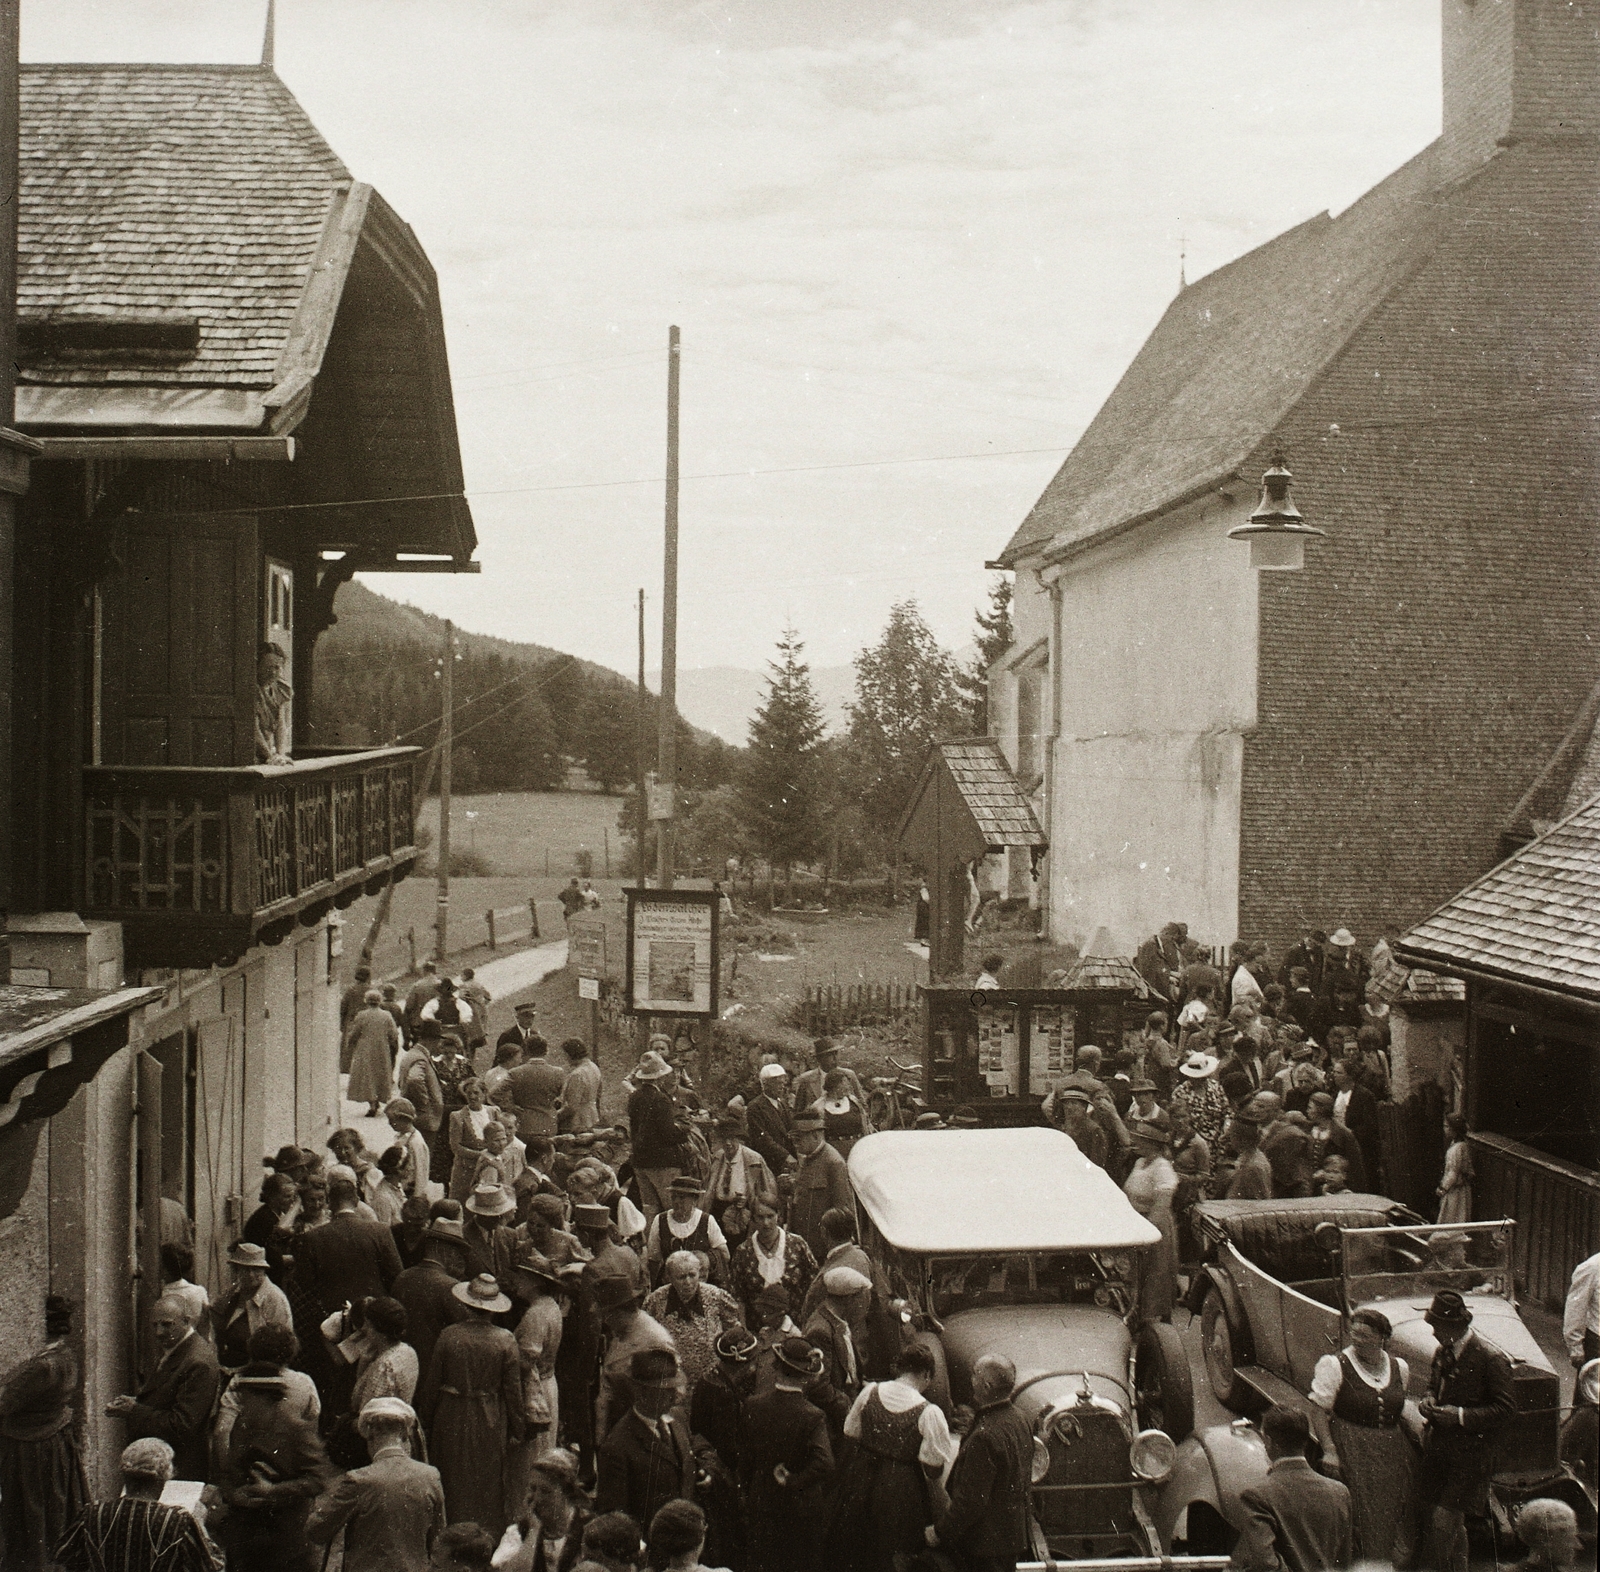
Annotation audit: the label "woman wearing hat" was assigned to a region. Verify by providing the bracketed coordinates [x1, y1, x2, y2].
[346, 989, 400, 1118]
[1309, 1306, 1418, 1566]
[644, 1176, 730, 1292]
[1123, 1118, 1179, 1321]
[213, 1242, 293, 1372]
[1168, 1048, 1229, 1160]
[730, 1197, 818, 1328]
[505, 1256, 567, 1517]
[830, 1340, 955, 1572]
[418, 1274, 525, 1538]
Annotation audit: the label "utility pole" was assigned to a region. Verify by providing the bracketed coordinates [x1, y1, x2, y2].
[435, 619, 453, 963]
[656, 326, 680, 890]
[636, 588, 648, 882]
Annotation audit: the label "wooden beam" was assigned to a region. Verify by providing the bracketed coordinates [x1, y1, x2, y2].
[36, 436, 295, 462]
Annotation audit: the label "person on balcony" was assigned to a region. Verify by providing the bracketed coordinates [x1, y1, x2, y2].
[254, 640, 294, 766]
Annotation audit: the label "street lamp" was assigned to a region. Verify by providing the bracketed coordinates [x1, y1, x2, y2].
[1228, 452, 1324, 571]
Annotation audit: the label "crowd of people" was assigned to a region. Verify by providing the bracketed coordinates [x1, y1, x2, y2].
[0, 926, 1592, 1572]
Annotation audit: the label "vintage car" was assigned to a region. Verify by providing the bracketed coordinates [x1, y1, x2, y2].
[1157, 1195, 1596, 1555]
[847, 1128, 1229, 1565]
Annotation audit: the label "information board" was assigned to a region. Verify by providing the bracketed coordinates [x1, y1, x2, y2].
[975, 1006, 1019, 1097]
[624, 888, 720, 1018]
[568, 917, 607, 980]
[1028, 1004, 1073, 1095]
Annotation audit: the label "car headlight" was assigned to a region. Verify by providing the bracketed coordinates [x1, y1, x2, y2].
[1030, 1435, 1051, 1485]
[1130, 1428, 1176, 1484]
[1580, 1359, 1600, 1407]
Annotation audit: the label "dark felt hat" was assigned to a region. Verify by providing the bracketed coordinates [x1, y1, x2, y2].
[1425, 1289, 1472, 1327]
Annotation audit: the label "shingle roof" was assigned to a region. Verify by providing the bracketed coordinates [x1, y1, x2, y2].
[935, 738, 1047, 849]
[18, 64, 349, 390]
[1064, 952, 1149, 997]
[999, 144, 1443, 565]
[1396, 792, 1600, 1003]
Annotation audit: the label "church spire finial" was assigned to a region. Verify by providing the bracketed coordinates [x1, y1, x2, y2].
[261, 0, 276, 70]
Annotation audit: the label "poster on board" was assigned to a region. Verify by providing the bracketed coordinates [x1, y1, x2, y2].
[624, 888, 719, 1017]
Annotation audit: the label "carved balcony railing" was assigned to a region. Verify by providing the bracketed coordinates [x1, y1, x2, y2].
[83, 747, 421, 968]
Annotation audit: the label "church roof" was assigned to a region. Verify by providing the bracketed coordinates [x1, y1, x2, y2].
[998, 144, 1444, 566]
[1396, 792, 1600, 1005]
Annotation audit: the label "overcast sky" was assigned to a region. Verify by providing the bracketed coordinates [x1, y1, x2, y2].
[26, 1, 1441, 677]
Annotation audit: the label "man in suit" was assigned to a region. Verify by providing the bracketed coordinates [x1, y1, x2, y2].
[292, 1175, 403, 1316]
[105, 1295, 221, 1482]
[744, 1063, 795, 1175]
[789, 1040, 867, 1118]
[495, 1002, 543, 1058]
[928, 1354, 1032, 1572]
[306, 1397, 445, 1572]
[741, 1338, 833, 1572]
[801, 1266, 869, 1445]
[798, 1208, 896, 1380]
[1278, 929, 1325, 995]
[390, 1208, 470, 1379]
[1134, 922, 1186, 1009]
[595, 1348, 696, 1532]
[505, 1037, 567, 1141]
[1235, 1405, 1352, 1572]
[1328, 1059, 1382, 1191]
[403, 960, 442, 1033]
[786, 1116, 854, 1263]
[1417, 1290, 1514, 1572]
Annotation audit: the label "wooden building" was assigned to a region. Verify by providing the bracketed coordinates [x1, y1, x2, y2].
[0, 60, 475, 1489]
[987, 0, 1600, 956]
[1396, 793, 1600, 1311]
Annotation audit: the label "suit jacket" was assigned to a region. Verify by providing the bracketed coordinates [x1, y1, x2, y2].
[1236, 1455, 1353, 1572]
[1278, 943, 1325, 995]
[127, 1333, 220, 1483]
[1334, 1083, 1382, 1179]
[628, 1081, 683, 1169]
[305, 1447, 446, 1572]
[739, 1386, 832, 1498]
[705, 1143, 778, 1215]
[787, 1143, 855, 1261]
[293, 1209, 403, 1315]
[217, 1391, 330, 1548]
[1307, 1121, 1366, 1191]
[1134, 933, 1183, 1005]
[595, 1407, 696, 1530]
[391, 1258, 468, 1378]
[801, 1306, 860, 1436]
[1426, 1331, 1515, 1443]
[941, 1398, 1033, 1561]
[744, 1094, 794, 1174]
[505, 1059, 568, 1139]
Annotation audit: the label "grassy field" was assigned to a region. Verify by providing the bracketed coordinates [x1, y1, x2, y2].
[415, 789, 627, 879]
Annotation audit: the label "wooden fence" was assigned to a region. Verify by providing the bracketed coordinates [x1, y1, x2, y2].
[1471, 1132, 1600, 1309]
[1376, 1082, 1447, 1219]
[799, 982, 919, 1036]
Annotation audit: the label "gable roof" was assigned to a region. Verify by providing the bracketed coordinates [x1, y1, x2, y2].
[896, 736, 1047, 856]
[999, 143, 1444, 565]
[18, 65, 349, 407]
[1395, 791, 1600, 1005]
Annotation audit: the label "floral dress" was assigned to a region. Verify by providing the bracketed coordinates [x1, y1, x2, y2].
[730, 1228, 818, 1324]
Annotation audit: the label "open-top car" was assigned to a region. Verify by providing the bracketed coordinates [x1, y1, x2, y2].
[848, 1128, 1226, 1564]
[1165, 1195, 1595, 1553]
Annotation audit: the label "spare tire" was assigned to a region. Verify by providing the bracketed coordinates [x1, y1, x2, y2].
[1135, 1320, 1195, 1441]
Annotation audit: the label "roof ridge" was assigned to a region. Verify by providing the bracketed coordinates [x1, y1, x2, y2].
[21, 61, 274, 72]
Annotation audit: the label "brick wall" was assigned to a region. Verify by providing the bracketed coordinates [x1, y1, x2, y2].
[1239, 140, 1600, 952]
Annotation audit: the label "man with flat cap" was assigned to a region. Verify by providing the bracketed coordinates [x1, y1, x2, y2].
[1416, 1288, 1513, 1572]
[741, 1337, 833, 1572]
[595, 1347, 696, 1532]
[306, 1397, 445, 1572]
[787, 1113, 854, 1263]
[802, 1265, 870, 1448]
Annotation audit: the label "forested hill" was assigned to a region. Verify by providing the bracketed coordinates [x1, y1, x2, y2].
[309, 581, 733, 796]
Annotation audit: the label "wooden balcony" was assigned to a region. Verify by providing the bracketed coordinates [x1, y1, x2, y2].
[83, 747, 421, 969]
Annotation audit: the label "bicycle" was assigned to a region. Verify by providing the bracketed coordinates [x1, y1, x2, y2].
[867, 1056, 926, 1130]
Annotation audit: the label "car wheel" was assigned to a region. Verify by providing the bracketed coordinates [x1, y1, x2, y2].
[1201, 1286, 1246, 1411]
[1136, 1320, 1195, 1441]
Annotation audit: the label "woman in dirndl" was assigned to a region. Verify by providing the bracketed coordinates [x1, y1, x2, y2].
[1309, 1306, 1418, 1567]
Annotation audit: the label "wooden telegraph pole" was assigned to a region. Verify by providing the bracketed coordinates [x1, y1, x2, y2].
[636, 588, 648, 881]
[435, 619, 453, 962]
[656, 326, 680, 891]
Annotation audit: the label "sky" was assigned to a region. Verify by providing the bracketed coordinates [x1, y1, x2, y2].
[24, 1, 1442, 677]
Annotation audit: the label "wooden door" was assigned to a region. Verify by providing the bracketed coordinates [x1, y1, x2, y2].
[100, 514, 259, 766]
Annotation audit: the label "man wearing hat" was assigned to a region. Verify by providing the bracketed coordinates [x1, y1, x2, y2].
[1051, 1086, 1110, 1170]
[627, 1049, 686, 1224]
[462, 1181, 519, 1288]
[1320, 928, 1367, 1002]
[802, 1265, 871, 1446]
[1417, 1289, 1513, 1572]
[1279, 928, 1326, 996]
[1127, 1080, 1171, 1139]
[418, 1275, 524, 1537]
[689, 1328, 759, 1570]
[786, 1115, 855, 1264]
[705, 1109, 778, 1255]
[306, 1398, 445, 1572]
[741, 1337, 833, 1572]
[790, 1039, 868, 1122]
[212, 1241, 293, 1372]
[744, 1062, 796, 1175]
[595, 1348, 696, 1533]
[593, 1273, 676, 1443]
[392, 1203, 471, 1378]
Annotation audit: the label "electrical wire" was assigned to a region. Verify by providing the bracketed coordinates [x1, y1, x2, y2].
[387, 651, 585, 744]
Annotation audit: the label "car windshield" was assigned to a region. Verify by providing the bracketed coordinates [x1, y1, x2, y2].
[1340, 1220, 1514, 1306]
[928, 1250, 1134, 1317]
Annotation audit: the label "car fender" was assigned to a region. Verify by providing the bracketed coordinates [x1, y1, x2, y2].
[1153, 1421, 1270, 1551]
[1197, 1265, 1254, 1363]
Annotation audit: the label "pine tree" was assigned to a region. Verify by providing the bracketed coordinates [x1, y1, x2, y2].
[847, 599, 969, 846]
[739, 626, 826, 900]
[955, 574, 1014, 732]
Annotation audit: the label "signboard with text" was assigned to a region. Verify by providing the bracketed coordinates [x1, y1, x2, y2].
[624, 888, 719, 1018]
[568, 917, 607, 980]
